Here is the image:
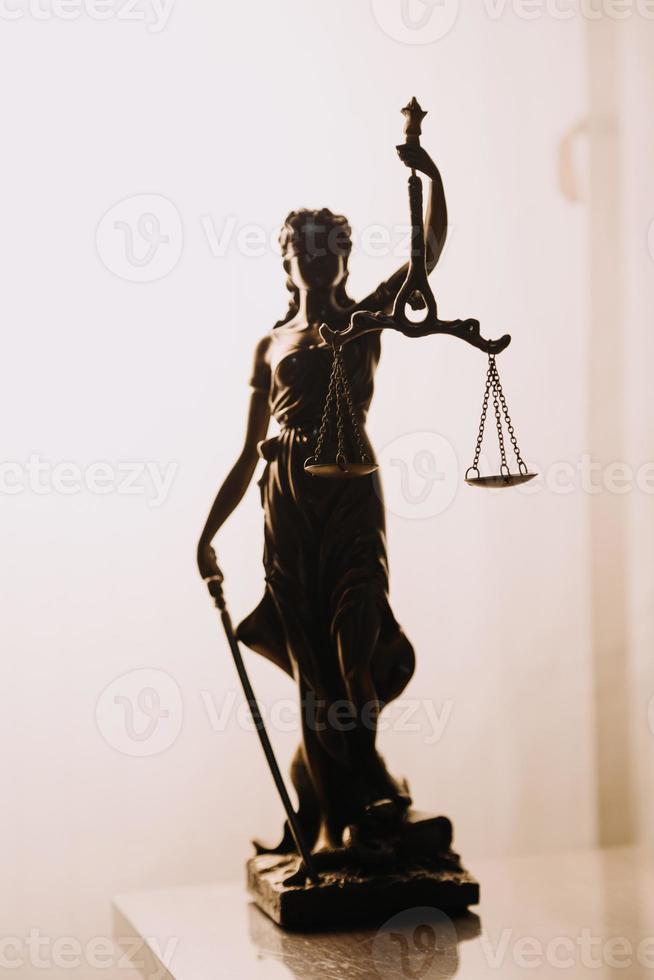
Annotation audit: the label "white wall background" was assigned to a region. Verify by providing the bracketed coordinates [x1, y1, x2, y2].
[0, 1, 652, 977]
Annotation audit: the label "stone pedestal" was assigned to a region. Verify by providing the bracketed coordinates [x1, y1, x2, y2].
[247, 851, 479, 930]
[247, 809, 479, 929]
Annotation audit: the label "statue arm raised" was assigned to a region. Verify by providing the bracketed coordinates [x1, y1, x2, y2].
[355, 144, 447, 315]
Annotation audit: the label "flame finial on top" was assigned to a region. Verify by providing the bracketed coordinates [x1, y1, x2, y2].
[401, 97, 427, 143]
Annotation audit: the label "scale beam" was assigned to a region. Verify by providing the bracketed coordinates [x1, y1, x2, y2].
[320, 311, 511, 356]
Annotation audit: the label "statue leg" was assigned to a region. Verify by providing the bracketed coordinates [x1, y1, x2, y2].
[332, 589, 411, 819]
[299, 672, 379, 848]
[372, 619, 416, 706]
[253, 741, 322, 856]
[335, 584, 382, 773]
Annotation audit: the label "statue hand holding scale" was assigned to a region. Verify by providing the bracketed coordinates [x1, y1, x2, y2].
[309, 98, 536, 487]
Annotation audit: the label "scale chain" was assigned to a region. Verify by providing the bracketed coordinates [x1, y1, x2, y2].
[469, 354, 527, 478]
[312, 353, 339, 464]
[311, 344, 370, 469]
[470, 356, 495, 472]
[335, 349, 370, 466]
[491, 366, 509, 472]
[491, 361, 526, 471]
[334, 351, 348, 467]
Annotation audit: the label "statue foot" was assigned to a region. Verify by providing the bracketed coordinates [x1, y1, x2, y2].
[342, 817, 397, 867]
[253, 745, 321, 857]
[357, 759, 412, 817]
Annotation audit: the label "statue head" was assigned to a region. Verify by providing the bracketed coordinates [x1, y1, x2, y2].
[279, 208, 352, 292]
[273, 209, 357, 328]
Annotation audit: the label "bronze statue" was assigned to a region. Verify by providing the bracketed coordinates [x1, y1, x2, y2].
[198, 100, 532, 927]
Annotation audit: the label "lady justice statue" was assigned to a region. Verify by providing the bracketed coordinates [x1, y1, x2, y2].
[198, 100, 529, 927]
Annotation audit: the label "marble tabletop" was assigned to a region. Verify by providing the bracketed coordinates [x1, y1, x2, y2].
[113, 847, 654, 979]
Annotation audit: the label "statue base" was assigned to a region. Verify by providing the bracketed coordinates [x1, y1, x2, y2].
[247, 810, 479, 930]
[247, 854, 479, 930]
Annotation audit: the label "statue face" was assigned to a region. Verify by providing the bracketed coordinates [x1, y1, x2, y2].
[288, 249, 345, 290]
[284, 218, 350, 290]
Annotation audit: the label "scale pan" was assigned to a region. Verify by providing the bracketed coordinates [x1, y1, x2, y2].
[465, 471, 537, 489]
[304, 461, 379, 479]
